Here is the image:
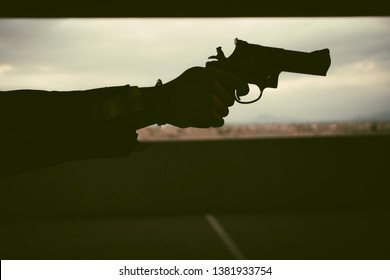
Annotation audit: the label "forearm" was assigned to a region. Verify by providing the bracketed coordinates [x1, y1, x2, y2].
[0, 85, 161, 176]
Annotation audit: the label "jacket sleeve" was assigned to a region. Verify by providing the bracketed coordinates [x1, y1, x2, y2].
[0, 85, 145, 177]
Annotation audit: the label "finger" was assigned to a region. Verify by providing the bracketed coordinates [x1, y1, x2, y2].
[210, 68, 250, 97]
[209, 108, 224, 127]
[212, 79, 235, 107]
[236, 82, 250, 97]
[190, 107, 224, 128]
[211, 94, 229, 117]
[194, 122, 211, 129]
[189, 109, 212, 128]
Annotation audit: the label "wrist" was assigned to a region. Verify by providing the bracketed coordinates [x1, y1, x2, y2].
[137, 85, 166, 129]
[154, 79, 167, 126]
[141, 80, 169, 125]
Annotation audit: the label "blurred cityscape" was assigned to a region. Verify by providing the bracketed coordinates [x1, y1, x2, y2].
[138, 121, 390, 141]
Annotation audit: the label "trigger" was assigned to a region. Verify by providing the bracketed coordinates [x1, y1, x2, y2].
[235, 88, 264, 104]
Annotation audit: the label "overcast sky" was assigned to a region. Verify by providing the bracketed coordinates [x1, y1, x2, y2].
[0, 17, 389, 123]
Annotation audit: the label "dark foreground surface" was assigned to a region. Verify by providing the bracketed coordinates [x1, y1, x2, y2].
[1, 135, 389, 259]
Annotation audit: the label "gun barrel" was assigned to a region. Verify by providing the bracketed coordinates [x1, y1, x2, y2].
[281, 48, 331, 76]
[232, 39, 331, 77]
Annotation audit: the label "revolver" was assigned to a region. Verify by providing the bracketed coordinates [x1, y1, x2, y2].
[206, 38, 331, 104]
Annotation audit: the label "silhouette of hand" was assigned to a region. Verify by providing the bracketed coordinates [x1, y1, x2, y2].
[163, 67, 249, 128]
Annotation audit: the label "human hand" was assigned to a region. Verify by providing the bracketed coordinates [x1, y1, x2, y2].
[162, 66, 249, 128]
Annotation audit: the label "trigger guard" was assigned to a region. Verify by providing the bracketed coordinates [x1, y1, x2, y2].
[235, 88, 264, 104]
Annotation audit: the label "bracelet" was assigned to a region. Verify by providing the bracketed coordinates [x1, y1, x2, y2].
[155, 79, 166, 126]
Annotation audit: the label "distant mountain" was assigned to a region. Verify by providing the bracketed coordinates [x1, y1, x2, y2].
[252, 113, 302, 124]
[352, 110, 390, 122]
[250, 111, 390, 124]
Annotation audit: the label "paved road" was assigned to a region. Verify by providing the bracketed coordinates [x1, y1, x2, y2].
[1, 211, 389, 259]
[1, 135, 389, 259]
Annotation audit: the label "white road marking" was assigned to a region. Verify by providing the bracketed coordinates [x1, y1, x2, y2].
[205, 214, 246, 260]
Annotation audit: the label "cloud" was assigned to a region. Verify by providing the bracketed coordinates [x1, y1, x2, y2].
[0, 17, 389, 122]
[0, 64, 13, 76]
[281, 59, 390, 90]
